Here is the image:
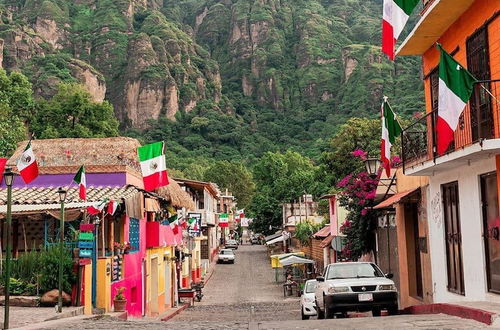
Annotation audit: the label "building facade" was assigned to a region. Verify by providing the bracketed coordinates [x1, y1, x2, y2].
[399, 0, 500, 303]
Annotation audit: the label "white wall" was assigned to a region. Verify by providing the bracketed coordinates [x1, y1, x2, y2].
[427, 156, 500, 303]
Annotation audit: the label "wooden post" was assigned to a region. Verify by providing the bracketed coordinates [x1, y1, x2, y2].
[101, 214, 105, 257]
[109, 217, 114, 257]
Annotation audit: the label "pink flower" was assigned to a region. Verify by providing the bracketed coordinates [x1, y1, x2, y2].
[361, 209, 368, 216]
[351, 149, 367, 160]
[337, 174, 352, 188]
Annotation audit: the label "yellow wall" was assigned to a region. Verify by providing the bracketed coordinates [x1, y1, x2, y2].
[96, 258, 111, 312]
[396, 169, 429, 192]
[146, 246, 174, 316]
[84, 263, 92, 315]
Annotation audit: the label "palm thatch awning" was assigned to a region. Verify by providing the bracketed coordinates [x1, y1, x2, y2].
[156, 179, 195, 210]
[8, 137, 142, 174]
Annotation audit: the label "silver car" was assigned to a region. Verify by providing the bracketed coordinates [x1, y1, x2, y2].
[300, 279, 318, 319]
[314, 262, 398, 319]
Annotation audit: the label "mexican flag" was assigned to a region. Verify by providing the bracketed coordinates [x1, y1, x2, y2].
[219, 213, 229, 228]
[168, 215, 180, 234]
[88, 200, 107, 215]
[17, 141, 39, 184]
[138, 141, 169, 191]
[73, 165, 86, 200]
[436, 45, 476, 155]
[382, 0, 419, 60]
[107, 200, 118, 215]
[380, 99, 402, 177]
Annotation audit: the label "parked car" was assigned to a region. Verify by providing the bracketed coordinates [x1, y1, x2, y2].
[314, 262, 398, 319]
[250, 236, 260, 245]
[217, 249, 235, 264]
[225, 239, 239, 249]
[300, 279, 318, 320]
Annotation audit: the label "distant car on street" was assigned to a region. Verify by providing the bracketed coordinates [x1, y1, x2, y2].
[217, 249, 235, 264]
[314, 262, 398, 319]
[250, 237, 259, 245]
[225, 239, 239, 249]
[300, 279, 318, 320]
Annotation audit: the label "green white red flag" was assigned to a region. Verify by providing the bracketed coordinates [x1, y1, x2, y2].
[73, 165, 86, 200]
[138, 141, 169, 191]
[382, 0, 419, 60]
[88, 200, 107, 215]
[107, 200, 118, 215]
[219, 213, 229, 228]
[0, 158, 7, 183]
[436, 44, 476, 155]
[17, 141, 39, 184]
[380, 98, 402, 177]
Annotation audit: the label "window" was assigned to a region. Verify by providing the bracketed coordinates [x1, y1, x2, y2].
[467, 25, 492, 141]
[129, 218, 140, 252]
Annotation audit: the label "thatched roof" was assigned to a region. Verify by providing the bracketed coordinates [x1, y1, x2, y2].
[156, 179, 195, 210]
[8, 137, 142, 174]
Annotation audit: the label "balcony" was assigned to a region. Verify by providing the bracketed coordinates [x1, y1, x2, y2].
[402, 80, 500, 175]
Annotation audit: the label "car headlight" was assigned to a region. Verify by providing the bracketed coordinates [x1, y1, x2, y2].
[328, 286, 349, 294]
[378, 284, 396, 291]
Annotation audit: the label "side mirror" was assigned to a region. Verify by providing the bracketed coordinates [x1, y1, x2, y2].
[316, 276, 325, 282]
[385, 273, 394, 279]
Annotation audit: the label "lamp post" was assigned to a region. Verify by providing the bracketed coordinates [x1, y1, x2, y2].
[364, 158, 381, 178]
[57, 187, 67, 313]
[3, 168, 14, 329]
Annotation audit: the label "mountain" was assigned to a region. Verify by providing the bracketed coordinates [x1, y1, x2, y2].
[0, 0, 424, 167]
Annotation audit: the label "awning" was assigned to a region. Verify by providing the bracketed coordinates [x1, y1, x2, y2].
[313, 226, 330, 239]
[264, 231, 282, 242]
[280, 255, 315, 266]
[320, 234, 333, 248]
[266, 235, 285, 245]
[373, 188, 419, 209]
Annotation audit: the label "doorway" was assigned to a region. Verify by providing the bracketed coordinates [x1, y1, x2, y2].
[405, 201, 423, 299]
[165, 258, 171, 308]
[481, 172, 500, 293]
[442, 181, 465, 295]
[151, 257, 159, 315]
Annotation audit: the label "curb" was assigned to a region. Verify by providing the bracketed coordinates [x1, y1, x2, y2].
[404, 303, 496, 325]
[160, 303, 190, 322]
[44, 306, 85, 321]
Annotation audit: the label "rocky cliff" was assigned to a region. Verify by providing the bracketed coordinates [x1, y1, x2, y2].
[0, 0, 423, 132]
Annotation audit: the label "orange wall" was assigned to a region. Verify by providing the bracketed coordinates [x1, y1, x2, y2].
[421, 0, 499, 146]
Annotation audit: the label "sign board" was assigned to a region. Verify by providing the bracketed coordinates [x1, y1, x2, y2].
[79, 249, 92, 258]
[240, 217, 251, 227]
[79, 232, 94, 241]
[188, 213, 202, 237]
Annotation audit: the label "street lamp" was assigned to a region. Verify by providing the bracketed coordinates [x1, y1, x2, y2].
[3, 168, 14, 329]
[57, 187, 66, 313]
[364, 158, 381, 178]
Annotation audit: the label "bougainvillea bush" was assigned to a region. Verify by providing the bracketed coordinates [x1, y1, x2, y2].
[337, 151, 380, 260]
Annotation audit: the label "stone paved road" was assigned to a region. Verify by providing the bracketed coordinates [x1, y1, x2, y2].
[40, 245, 489, 329]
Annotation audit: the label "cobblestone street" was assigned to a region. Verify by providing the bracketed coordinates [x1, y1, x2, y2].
[39, 245, 489, 329]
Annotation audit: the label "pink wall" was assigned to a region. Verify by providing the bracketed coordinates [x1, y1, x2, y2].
[329, 196, 338, 236]
[110, 215, 146, 317]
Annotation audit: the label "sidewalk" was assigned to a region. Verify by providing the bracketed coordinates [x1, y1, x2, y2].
[404, 301, 500, 325]
[0, 306, 85, 329]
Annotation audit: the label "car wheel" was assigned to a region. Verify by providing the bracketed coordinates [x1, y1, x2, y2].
[372, 308, 381, 317]
[301, 309, 309, 320]
[324, 301, 334, 319]
[388, 304, 398, 315]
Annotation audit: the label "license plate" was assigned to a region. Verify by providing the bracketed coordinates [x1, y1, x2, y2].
[358, 293, 373, 302]
[223, 258, 228, 261]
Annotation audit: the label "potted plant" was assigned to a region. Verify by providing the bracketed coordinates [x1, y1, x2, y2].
[113, 287, 127, 312]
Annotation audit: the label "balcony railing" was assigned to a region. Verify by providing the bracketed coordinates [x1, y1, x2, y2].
[402, 80, 500, 173]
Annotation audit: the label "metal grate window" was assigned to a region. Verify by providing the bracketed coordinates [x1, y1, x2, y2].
[129, 218, 140, 252]
[467, 25, 492, 141]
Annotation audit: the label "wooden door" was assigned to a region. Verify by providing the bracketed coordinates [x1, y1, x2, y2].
[481, 172, 500, 293]
[442, 182, 465, 295]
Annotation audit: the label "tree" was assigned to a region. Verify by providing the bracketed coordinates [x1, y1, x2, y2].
[0, 69, 34, 156]
[203, 160, 255, 208]
[248, 151, 322, 235]
[320, 118, 380, 188]
[32, 83, 119, 139]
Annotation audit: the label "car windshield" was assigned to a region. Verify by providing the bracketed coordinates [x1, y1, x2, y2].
[326, 263, 384, 279]
[220, 250, 233, 255]
[305, 281, 317, 293]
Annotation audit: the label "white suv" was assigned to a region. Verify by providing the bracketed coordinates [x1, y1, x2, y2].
[314, 262, 398, 319]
